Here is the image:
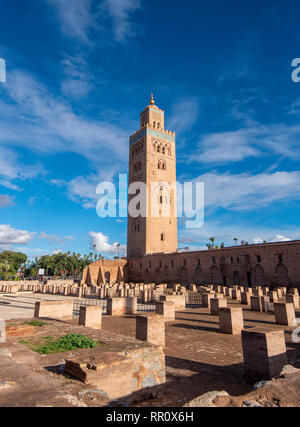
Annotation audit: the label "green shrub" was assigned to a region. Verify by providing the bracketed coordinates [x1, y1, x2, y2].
[21, 334, 105, 354]
[24, 320, 47, 327]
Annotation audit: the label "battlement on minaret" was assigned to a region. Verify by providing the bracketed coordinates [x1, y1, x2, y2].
[129, 126, 176, 145]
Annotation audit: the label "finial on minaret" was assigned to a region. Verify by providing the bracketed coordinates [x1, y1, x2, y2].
[150, 93, 155, 105]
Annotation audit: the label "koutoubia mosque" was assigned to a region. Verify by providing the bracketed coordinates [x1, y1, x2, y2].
[82, 96, 300, 288]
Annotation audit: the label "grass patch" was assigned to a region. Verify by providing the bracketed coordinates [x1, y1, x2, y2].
[20, 333, 105, 355]
[24, 320, 47, 327]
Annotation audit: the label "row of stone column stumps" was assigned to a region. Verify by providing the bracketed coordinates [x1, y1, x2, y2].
[32, 283, 299, 385]
[201, 284, 299, 382]
[33, 297, 178, 350]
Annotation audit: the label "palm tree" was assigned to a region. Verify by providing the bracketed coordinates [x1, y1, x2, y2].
[233, 238, 238, 246]
[117, 243, 121, 259]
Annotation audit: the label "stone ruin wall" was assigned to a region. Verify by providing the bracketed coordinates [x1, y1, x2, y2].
[128, 241, 300, 289]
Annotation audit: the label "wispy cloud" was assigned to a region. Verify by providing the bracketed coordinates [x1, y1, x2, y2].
[60, 54, 94, 99]
[168, 98, 199, 135]
[46, 0, 141, 44]
[51, 166, 121, 209]
[0, 195, 14, 208]
[0, 69, 128, 191]
[37, 231, 74, 246]
[104, 0, 140, 42]
[287, 98, 300, 116]
[46, 0, 95, 45]
[196, 170, 300, 212]
[0, 145, 42, 190]
[193, 124, 300, 165]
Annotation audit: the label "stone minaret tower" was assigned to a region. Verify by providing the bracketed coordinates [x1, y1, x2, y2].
[127, 95, 178, 258]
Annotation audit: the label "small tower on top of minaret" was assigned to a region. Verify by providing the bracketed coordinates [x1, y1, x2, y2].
[140, 94, 165, 130]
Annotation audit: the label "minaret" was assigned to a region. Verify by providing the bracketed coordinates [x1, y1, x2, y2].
[127, 95, 178, 258]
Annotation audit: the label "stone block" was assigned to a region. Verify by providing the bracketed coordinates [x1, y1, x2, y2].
[136, 314, 165, 347]
[65, 352, 134, 399]
[219, 307, 244, 335]
[286, 294, 299, 310]
[274, 302, 296, 326]
[160, 294, 185, 310]
[232, 290, 241, 301]
[79, 306, 102, 329]
[34, 300, 73, 320]
[268, 291, 278, 303]
[107, 298, 127, 316]
[202, 293, 215, 308]
[156, 301, 175, 321]
[210, 298, 227, 316]
[251, 296, 270, 312]
[241, 292, 251, 305]
[242, 328, 287, 382]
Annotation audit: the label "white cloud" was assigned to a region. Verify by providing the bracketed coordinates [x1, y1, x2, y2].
[168, 98, 199, 135]
[253, 237, 264, 244]
[46, 0, 95, 44]
[0, 180, 21, 191]
[46, 0, 140, 44]
[37, 232, 74, 246]
[287, 98, 300, 116]
[0, 145, 42, 190]
[52, 249, 63, 255]
[51, 166, 122, 209]
[269, 234, 291, 243]
[104, 0, 140, 42]
[194, 124, 300, 165]
[60, 54, 94, 99]
[253, 235, 291, 244]
[0, 224, 35, 247]
[89, 231, 125, 254]
[0, 195, 14, 208]
[195, 170, 300, 211]
[0, 69, 128, 179]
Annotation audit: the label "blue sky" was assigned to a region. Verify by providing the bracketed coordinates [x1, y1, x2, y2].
[1, 0, 300, 260]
